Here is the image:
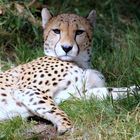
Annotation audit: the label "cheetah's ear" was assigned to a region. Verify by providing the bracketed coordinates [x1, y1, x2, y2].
[87, 10, 96, 27]
[41, 8, 52, 29]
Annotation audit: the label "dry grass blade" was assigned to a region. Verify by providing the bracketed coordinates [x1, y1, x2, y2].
[14, 2, 41, 26]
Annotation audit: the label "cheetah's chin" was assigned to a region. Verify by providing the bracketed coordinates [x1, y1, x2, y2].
[58, 56, 75, 61]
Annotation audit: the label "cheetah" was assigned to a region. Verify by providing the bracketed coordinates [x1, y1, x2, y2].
[41, 8, 96, 69]
[0, 56, 105, 134]
[41, 8, 139, 98]
[0, 56, 138, 135]
[0, 8, 139, 135]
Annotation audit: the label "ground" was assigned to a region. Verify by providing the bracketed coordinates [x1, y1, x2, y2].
[0, 0, 140, 139]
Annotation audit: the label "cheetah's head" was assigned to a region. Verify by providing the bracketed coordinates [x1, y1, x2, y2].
[41, 8, 96, 68]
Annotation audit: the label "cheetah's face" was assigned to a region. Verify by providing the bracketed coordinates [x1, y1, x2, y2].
[42, 8, 96, 62]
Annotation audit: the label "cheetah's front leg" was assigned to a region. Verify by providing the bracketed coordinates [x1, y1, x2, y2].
[13, 88, 72, 135]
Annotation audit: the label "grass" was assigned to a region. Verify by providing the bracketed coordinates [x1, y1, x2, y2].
[60, 98, 140, 139]
[0, 0, 140, 139]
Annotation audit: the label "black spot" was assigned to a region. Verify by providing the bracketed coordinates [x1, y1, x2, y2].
[29, 98, 33, 102]
[29, 93, 34, 96]
[56, 113, 62, 116]
[52, 107, 57, 110]
[74, 70, 78, 73]
[27, 78, 30, 81]
[48, 73, 52, 76]
[45, 80, 49, 85]
[75, 77, 78, 82]
[43, 96, 48, 100]
[42, 90, 46, 94]
[40, 74, 44, 78]
[39, 100, 45, 104]
[25, 91, 30, 94]
[37, 88, 41, 91]
[33, 85, 37, 88]
[1, 93, 7, 96]
[63, 118, 68, 121]
[63, 73, 67, 77]
[52, 78, 56, 81]
[1, 99, 6, 102]
[33, 80, 37, 83]
[61, 69, 64, 72]
[50, 103, 55, 106]
[35, 92, 40, 95]
[39, 70, 43, 73]
[39, 81, 42, 85]
[45, 70, 48, 73]
[67, 122, 71, 125]
[67, 81, 71, 86]
[63, 87, 67, 90]
[54, 70, 58, 74]
[28, 72, 31, 74]
[48, 110, 55, 113]
[53, 82, 58, 86]
[37, 107, 41, 110]
[34, 74, 37, 78]
[46, 89, 50, 92]
[48, 96, 52, 99]
[21, 68, 24, 70]
[33, 102, 37, 105]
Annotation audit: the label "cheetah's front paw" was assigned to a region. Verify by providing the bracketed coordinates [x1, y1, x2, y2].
[57, 123, 72, 135]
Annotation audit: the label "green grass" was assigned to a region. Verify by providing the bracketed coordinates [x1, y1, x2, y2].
[0, 0, 140, 139]
[60, 98, 140, 140]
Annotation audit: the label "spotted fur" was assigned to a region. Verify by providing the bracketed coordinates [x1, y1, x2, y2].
[0, 56, 105, 134]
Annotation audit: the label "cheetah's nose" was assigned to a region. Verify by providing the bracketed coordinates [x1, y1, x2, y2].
[61, 45, 73, 53]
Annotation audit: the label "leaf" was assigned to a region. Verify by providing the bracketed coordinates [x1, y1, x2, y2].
[15, 3, 25, 14]
[0, 6, 4, 16]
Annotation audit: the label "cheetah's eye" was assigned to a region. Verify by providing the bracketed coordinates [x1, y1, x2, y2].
[52, 29, 60, 34]
[75, 30, 85, 35]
